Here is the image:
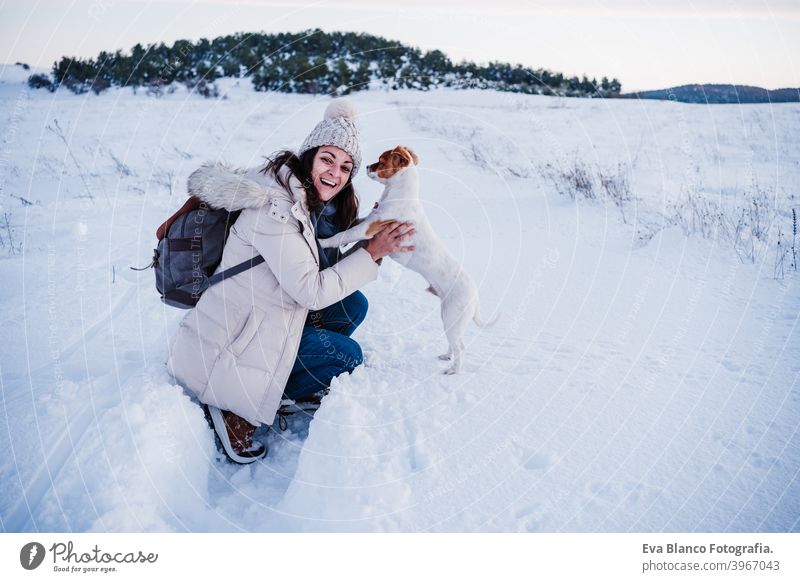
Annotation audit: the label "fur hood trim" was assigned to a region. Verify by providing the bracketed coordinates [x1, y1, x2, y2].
[187, 161, 303, 212]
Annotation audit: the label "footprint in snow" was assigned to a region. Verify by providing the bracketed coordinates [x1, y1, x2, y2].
[520, 451, 552, 472]
[749, 452, 781, 470]
[588, 481, 659, 508]
[720, 359, 741, 372]
[513, 504, 544, 532]
[588, 481, 616, 501]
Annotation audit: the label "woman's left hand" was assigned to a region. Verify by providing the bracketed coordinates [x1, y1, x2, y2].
[365, 221, 416, 261]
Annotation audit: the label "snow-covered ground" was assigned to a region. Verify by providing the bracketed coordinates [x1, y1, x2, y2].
[1, 64, 799, 532]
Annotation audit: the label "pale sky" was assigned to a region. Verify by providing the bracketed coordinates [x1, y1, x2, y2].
[1, 0, 798, 91]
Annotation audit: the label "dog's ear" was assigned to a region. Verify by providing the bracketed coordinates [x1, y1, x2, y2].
[391, 150, 410, 167]
[401, 146, 419, 166]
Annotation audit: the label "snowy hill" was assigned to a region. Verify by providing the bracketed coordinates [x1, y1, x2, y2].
[626, 84, 800, 104]
[0, 62, 43, 85]
[1, 75, 799, 532]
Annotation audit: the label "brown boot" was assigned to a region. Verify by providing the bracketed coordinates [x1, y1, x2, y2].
[223, 410, 260, 454]
[205, 405, 267, 464]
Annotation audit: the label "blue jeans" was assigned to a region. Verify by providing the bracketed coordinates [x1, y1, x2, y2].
[283, 291, 368, 401]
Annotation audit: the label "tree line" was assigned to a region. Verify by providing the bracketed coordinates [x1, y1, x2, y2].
[28, 29, 622, 98]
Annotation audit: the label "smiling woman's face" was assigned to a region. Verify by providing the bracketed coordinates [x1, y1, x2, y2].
[310, 146, 354, 202]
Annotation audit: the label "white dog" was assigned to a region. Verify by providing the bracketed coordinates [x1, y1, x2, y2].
[319, 145, 497, 374]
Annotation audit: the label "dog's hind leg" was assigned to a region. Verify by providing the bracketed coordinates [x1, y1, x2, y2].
[438, 300, 456, 361]
[441, 304, 470, 374]
[443, 337, 464, 375]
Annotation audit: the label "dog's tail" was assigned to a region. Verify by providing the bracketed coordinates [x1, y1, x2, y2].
[473, 305, 500, 328]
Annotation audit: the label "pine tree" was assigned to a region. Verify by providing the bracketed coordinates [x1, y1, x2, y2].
[36, 29, 620, 98]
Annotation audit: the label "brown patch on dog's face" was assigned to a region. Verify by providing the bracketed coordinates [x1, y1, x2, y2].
[367, 146, 420, 180]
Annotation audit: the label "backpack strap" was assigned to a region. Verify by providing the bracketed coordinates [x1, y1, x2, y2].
[207, 254, 265, 286]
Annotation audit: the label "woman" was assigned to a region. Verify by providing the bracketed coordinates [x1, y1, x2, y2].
[166, 99, 414, 464]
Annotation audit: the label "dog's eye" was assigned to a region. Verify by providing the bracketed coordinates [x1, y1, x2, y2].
[391, 153, 407, 166]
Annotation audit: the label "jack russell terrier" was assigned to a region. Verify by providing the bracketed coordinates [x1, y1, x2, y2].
[319, 145, 497, 374]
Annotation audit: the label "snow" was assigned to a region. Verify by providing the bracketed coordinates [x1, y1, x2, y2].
[1, 70, 799, 532]
[0, 63, 45, 85]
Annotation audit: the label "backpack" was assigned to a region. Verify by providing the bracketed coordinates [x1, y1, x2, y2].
[134, 197, 264, 308]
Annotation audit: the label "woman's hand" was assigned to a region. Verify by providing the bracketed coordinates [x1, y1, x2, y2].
[365, 221, 415, 262]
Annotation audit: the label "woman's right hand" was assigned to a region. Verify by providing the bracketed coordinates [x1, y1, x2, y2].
[365, 221, 416, 262]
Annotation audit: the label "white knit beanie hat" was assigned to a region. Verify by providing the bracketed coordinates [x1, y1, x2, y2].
[298, 98, 362, 175]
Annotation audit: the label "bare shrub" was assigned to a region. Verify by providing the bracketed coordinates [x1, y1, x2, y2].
[46, 119, 95, 201]
[542, 158, 635, 226]
[730, 183, 776, 263]
[792, 208, 798, 270]
[669, 190, 727, 241]
[542, 158, 595, 200]
[155, 168, 176, 197]
[773, 209, 798, 279]
[105, 148, 133, 177]
[666, 179, 778, 264]
[774, 228, 787, 280]
[598, 163, 631, 223]
[564, 160, 595, 200]
[172, 146, 193, 160]
[142, 152, 177, 196]
[541, 152, 784, 266]
[0, 212, 22, 255]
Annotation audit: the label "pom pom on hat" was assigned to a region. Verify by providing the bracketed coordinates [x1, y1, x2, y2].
[299, 98, 362, 175]
[324, 98, 359, 122]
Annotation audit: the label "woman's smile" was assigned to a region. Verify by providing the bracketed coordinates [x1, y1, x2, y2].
[311, 146, 353, 201]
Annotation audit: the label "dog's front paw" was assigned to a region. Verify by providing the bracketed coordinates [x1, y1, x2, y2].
[365, 219, 397, 237]
[438, 353, 452, 361]
[443, 367, 459, 375]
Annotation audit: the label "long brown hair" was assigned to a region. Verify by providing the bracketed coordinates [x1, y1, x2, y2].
[260, 148, 359, 230]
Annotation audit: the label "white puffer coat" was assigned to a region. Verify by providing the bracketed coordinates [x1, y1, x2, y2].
[166, 161, 379, 426]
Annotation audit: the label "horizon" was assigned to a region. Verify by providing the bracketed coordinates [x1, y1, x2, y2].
[1, 0, 798, 92]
